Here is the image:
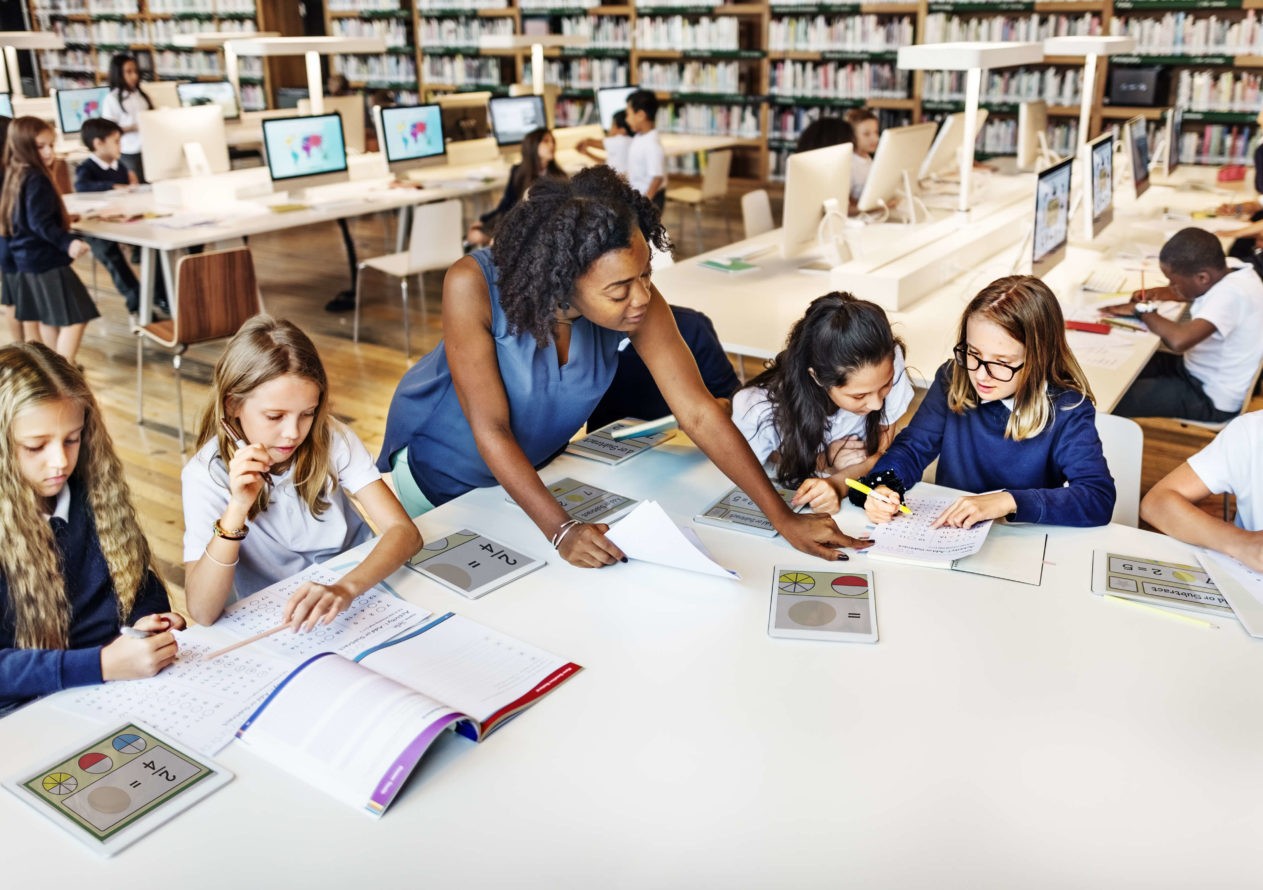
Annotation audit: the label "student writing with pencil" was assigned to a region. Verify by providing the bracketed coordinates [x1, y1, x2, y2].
[853, 276, 1116, 529]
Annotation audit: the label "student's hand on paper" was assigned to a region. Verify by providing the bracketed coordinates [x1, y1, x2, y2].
[227, 442, 273, 506]
[1099, 302, 1137, 317]
[132, 612, 187, 634]
[283, 581, 356, 632]
[558, 522, 625, 569]
[863, 485, 903, 524]
[825, 435, 867, 471]
[780, 513, 871, 561]
[1129, 284, 1179, 303]
[932, 491, 1017, 529]
[101, 631, 179, 680]
[792, 477, 840, 514]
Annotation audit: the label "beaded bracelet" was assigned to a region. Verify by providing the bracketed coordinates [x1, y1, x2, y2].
[212, 518, 248, 541]
[551, 518, 583, 550]
[203, 548, 239, 568]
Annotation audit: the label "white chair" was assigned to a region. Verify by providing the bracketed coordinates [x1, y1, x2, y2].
[1096, 413, 1144, 527]
[665, 150, 732, 252]
[741, 188, 774, 239]
[353, 199, 464, 360]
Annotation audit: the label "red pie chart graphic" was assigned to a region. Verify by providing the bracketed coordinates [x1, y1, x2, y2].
[831, 575, 869, 596]
[78, 752, 113, 774]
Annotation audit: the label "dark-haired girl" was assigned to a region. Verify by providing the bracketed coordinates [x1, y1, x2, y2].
[101, 54, 152, 183]
[379, 166, 863, 567]
[733, 293, 912, 515]
[466, 127, 565, 247]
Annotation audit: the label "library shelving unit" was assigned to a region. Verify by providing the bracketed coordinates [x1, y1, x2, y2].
[325, 0, 420, 105]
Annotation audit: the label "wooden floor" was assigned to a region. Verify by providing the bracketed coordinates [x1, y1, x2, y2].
[61, 183, 1256, 599]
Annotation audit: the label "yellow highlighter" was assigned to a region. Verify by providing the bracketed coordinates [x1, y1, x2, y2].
[844, 478, 912, 515]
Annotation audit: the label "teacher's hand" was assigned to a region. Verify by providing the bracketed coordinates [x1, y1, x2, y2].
[559, 522, 626, 569]
[778, 512, 871, 561]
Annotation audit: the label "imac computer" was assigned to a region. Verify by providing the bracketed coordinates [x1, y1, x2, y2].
[436, 91, 491, 142]
[375, 103, 446, 177]
[855, 121, 937, 216]
[1082, 131, 1114, 241]
[919, 109, 990, 181]
[1032, 154, 1073, 277]
[1155, 105, 1181, 177]
[261, 112, 350, 196]
[1124, 115, 1150, 199]
[488, 94, 547, 148]
[1016, 100, 1048, 172]
[595, 85, 637, 130]
[138, 105, 229, 181]
[780, 142, 853, 260]
[53, 86, 109, 136]
[177, 81, 240, 121]
[0, 92, 12, 118]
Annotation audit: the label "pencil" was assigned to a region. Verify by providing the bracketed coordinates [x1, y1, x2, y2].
[204, 622, 291, 661]
[1103, 595, 1218, 630]
[843, 478, 912, 515]
[220, 417, 273, 491]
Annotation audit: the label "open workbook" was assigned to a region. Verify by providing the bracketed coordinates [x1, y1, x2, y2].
[235, 612, 581, 817]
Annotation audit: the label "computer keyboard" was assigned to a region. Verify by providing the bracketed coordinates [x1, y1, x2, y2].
[1080, 267, 1129, 294]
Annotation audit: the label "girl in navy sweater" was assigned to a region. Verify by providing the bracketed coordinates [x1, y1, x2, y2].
[855, 275, 1115, 529]
[0, 342, 182, 714]
[0, 116, 96, 364]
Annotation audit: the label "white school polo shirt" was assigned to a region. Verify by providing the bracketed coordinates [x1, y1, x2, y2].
[1183, 266, 1263, 413]
[182, 419, 381, 600]
[604, 134, 632, 176]
[102, 89, 147, 155]
[1187, 409, 1263, 532]
[732, 346, 914, 466]
[626, 129, 666, 197]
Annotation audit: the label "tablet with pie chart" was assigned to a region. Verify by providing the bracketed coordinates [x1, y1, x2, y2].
[3, 723, 231, 856]
[768, 567, 877, 643]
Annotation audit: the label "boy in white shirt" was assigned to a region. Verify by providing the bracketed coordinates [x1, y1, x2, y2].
[1109, 227, 1263, 421]
[577, 110, 632, 176]
[625, 89, 667, 211]
[1141, 409, 1263, 572]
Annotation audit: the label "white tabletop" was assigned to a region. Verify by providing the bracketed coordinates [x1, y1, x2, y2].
[2, 438, 1261, 886]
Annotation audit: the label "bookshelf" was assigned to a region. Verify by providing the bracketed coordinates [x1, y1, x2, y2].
[326, 0, 419, 104]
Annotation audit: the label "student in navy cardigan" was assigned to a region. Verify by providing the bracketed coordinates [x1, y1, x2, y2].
[0, 343, 181, 714]
[74, 117, 168, 316]
[852, 275, 1116, 529]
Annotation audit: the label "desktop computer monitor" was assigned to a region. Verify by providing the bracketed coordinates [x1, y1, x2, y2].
[53, 86, 109, 136]
[0, 92, 12, 118]
[177, 81, 240, 121]
[262, 112, 350, 193]
[595, 85, 636, 130]
[375, 103, 446, 176]
[138, 105, 229, 181]
[1032, 154, 1073, 277]
[781, 142, 853, 259]
[1016, 100, 1048, 172]
[1124, 115, 1150, 199]
[436, 91, 491, 142]
[488, 94, 547, 148]
[1083, 132, 1113, 241]
[856, 122, 937, 214]
[919, 109, 990, 181]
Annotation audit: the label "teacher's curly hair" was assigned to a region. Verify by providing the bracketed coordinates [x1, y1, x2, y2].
[492, 165, 671, 346]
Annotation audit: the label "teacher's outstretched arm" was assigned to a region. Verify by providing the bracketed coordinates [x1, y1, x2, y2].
[633, 281, 869, 561]
[444, 256, 627, 569]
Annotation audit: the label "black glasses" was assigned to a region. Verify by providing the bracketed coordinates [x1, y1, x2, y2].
[953, 344, 1024, 382]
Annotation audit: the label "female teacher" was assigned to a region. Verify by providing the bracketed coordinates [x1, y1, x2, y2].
[378, 166, 864, 567]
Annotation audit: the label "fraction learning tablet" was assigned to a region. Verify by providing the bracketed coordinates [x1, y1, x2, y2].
[506, 477, 638, 524]
[768, 567, 878, 643]
[406, 529, 545, 599]
[694, 484, 798, 537]
[1090, 550, 1233, 618]
[565, 419, 676, 466]
[3, 723, 231, 856]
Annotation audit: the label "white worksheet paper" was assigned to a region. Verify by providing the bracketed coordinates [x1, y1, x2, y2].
[868, 494, 992, 563]
[607, 500, 739, 579]
[1196, 550, 1263, 638]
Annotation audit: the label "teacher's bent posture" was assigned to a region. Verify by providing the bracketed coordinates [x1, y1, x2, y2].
[378, 166, 865, 567]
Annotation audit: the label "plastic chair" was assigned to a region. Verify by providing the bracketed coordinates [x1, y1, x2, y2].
[741, 189, 774, 239]
[1095, 413, 1144, 527]
[353, 199, 464, 360]
[665, 150, 732, 252]
[135, 246, 263, 453]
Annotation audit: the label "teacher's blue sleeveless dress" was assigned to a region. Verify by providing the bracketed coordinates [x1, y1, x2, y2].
[378, 248, 624, 506]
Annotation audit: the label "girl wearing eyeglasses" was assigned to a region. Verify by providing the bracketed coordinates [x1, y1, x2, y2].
[853, 275, 1116, 529]
[732, 292, 914, 514]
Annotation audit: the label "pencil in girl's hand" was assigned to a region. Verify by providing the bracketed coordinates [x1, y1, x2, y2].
[220, 417, 273, 491]
[843, 478, 912, 515]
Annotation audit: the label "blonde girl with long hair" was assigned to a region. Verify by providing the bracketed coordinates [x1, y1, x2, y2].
[855, 275, 1116, 529]
[182, 316, 421, 629]
[0, 116, 96, 363]
[0, 342, 181, 713]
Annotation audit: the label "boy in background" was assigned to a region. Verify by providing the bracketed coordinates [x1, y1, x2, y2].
[577, 110, 632, 176]
[625, 89, 666, 211]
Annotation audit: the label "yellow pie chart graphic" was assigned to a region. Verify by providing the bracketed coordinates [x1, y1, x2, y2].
[1172, 570, 1195, 583]
[42, 773, 77, 795]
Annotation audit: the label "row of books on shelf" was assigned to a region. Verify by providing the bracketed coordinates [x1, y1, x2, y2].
[634, 17, 742, 52]
[556, 16, 631, 47]
[333, 18, 413, 49]
[768, 60, 909, 99]
[923, 13, 1103, 45]
[1109, 11, 1263, 57]
[417, 0, 506, 9]
[658, 103, 761, 138]
[422, 56, 502, 87]
[1177, 124, 1256, 165]
[34, 0, 256, 11]
[525, 59, 631, 90]
[638, 60, 744, 95]
[418, 18, 515, 46]
[922, 67, 1082, 108]
[336, 54, 418, 85]
[329, 0, 408, 11]
[768, 14, 914, 54]
[47, 19, 258, 47]
[41, 48, 243, 78]
[1176, 70, 1263, 116]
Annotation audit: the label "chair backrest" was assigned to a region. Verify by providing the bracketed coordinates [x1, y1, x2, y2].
[407, 200, 467, 272]
[173, 247, 263, 346]
[742, 188, 774, 239]
[700, 150, 732, 201]
[1095, 412, 1144, 527]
